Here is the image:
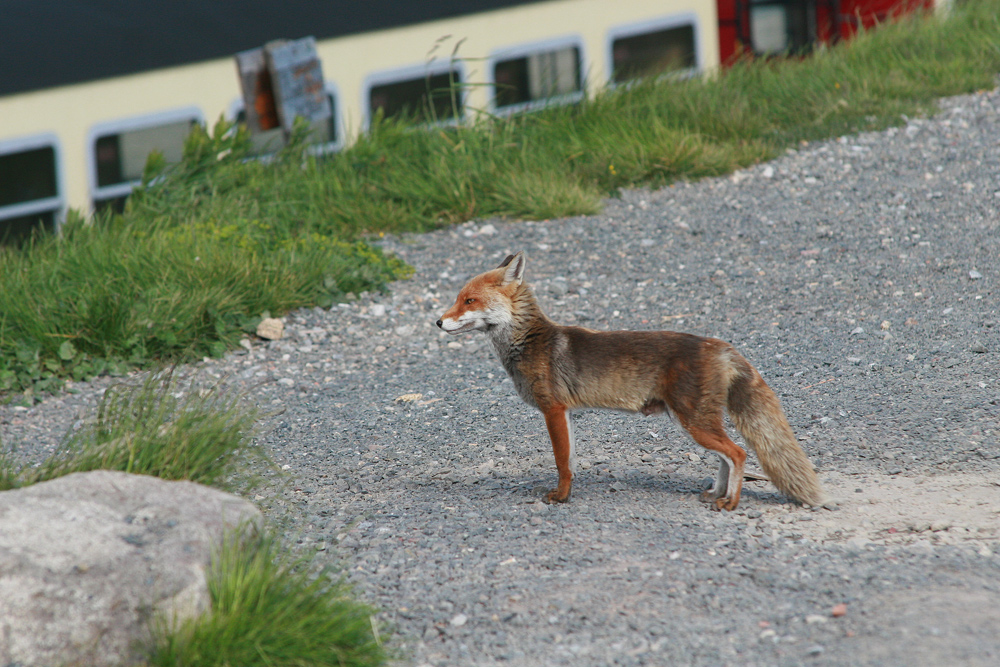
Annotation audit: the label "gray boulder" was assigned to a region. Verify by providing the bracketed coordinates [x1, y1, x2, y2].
[0, 470, 260, 666]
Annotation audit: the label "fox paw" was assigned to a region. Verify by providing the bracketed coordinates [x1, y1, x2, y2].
[544, 488, 571, 503]
[699, 489, 721, 504]
[700, 490, 739, 511]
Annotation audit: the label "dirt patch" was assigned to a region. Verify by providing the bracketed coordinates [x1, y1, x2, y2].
[849, 587, 1000, 667]
[751, 472, 1000, 553]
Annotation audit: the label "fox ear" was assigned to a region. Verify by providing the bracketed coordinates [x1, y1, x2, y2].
[500, 251, 526, 286]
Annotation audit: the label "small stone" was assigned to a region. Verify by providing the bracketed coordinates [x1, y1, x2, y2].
[806, 645, 825, 656]
[805, 614, 827, 624]
[831, 603, 848, 617]
[846, 536, 870, 549]
[256, 317, 284, 340]
[277, 378, 295, 387]
[969, 270, 982, 280]
[370, 304, 387, 317]
[239, 338, 253, 351]
[971, 342, 987, 354]
[549, 281, 569, 297]
[450, 613, 468, 627]
[478, 223, 497, 236]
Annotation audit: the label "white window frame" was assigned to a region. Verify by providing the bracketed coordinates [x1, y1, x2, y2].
[0, 133, 65, 233]
[606, 13, 703, 87]
[362, 60, 467, 131]
[227, 81, 345, 156]
[488, 35, 587, 115]
[87, 106, 204, 210]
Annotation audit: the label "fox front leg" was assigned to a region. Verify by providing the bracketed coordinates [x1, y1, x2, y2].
[541, 404, 575, 503]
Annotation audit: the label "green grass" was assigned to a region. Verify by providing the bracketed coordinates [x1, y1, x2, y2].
[0, 124, 411, 400]
[149, 526, 388, 667]
[0, 373, 389, 667]
[2, 0, 999, 400]
[0, 368, 268, 490]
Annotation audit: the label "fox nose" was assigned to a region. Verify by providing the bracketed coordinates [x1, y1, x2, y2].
[435, 319, 443, 328]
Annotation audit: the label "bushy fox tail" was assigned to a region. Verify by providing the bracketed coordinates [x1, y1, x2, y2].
[727, 356, 826, 506]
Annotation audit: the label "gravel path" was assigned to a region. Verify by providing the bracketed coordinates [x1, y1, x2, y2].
[4, 87, 1000, 666]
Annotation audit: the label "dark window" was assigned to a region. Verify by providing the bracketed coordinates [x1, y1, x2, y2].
[95, 135, 122, 189]
[494, 46, 581, 109]
[0, 210, 56, 246]
[94, 118, 196, 188]
[93, 195, 128, 217]
[612, 25, 696, 83]
[369, 70, 463, 123]
[0, 146, 57, 208]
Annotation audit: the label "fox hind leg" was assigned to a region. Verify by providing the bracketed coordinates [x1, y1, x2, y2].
[703, 454, 733, 503]
[684, 425, 747, 511]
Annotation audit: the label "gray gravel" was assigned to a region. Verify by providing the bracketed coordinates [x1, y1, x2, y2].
[4, 87, 1000, 666]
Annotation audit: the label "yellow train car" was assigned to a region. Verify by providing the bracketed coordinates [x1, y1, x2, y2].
[0, 0, 720, 240]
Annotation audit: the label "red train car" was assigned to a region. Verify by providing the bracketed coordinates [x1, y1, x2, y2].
[717, 0, 937, 63]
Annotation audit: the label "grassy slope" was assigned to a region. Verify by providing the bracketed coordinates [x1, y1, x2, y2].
[1, 1, 998, 401]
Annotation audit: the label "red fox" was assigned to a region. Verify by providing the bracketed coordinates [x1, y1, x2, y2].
[436, 251, 825, 510]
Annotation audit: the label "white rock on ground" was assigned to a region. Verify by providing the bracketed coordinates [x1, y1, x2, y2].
[0, 470, 260, 667]
[256, 317, 284, 340]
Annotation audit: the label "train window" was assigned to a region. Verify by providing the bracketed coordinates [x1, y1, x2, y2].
[0, 135, 62, 243]
[610, 19, 698, 83]
[492, 42, 583, 112]
[750, 0, 815, 55]
[89, 108, 202, 214]
[366, 65, 464, 126]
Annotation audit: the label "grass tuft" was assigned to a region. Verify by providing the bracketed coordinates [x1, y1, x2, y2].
[148, 525, 388, 667]
[6, 369, 270, 490]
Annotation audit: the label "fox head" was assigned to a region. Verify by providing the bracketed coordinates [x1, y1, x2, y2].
[436, 251, 526, 335]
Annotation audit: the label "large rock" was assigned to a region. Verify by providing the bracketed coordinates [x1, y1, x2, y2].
[0, 470, 260, 666]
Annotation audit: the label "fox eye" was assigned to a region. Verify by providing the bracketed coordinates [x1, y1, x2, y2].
[465, 297, 476, 304]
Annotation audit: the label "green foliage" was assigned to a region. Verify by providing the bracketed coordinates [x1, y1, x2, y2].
[0, 121, 409, 399]
[148, 526, 388, 667]
[0, 374, 390, 667]
[10, 369, 270, 490]
[0, 444, 21, 491]
[1, 1, 998, 398]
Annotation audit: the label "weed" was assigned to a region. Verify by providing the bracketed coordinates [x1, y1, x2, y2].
[148, 525, 388, 667]
[17, 368, 271, 490]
